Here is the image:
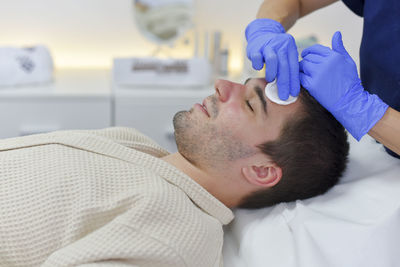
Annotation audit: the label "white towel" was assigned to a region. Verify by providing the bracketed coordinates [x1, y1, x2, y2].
[0, 45, 53, 87]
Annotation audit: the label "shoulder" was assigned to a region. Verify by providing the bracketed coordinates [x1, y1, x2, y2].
[61, 127, 164, 148]
[0, 127, 169, 157]
[70, 127, 170, 157]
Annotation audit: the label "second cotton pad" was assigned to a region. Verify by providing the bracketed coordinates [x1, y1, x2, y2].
[265, 80, 298, 105]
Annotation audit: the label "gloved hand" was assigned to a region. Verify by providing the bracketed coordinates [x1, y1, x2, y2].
[299, 31, 388, 141]
[245, 18, 300, 100]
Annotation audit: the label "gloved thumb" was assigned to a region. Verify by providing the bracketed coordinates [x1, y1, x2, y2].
[331, 31, 350, 58]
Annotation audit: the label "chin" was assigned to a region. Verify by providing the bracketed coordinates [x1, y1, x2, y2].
[173, 111, 206, 166]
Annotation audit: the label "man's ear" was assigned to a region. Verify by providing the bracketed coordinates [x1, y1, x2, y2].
[241, 163, 282, 188]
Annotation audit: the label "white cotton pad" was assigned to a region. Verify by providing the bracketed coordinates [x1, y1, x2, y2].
[265, 80, 298, 105]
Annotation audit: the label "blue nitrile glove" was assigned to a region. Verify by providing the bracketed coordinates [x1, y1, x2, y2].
[245, 18, 300, 100]
[299, 31, 388, 141]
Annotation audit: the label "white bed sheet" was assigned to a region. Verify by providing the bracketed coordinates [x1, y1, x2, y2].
[222, 135, 400, 267]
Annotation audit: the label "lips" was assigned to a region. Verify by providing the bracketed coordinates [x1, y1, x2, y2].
[193, 98, 211, 117]
[199, 99, 210, 117]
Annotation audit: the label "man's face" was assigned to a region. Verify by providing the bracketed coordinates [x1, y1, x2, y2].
[173, 78, 302, 171]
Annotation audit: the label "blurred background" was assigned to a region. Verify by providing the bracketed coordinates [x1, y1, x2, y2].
[0, 0, 362, 152]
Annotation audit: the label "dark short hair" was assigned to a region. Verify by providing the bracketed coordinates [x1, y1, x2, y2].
[238, 88, 349, 209]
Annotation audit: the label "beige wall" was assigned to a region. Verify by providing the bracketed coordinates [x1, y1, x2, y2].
[0, 0, 362, 72]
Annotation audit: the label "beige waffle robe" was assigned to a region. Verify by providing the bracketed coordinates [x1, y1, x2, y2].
[0, 127, 234, 267]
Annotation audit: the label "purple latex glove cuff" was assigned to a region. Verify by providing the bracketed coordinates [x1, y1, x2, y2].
[332, 82, 389, 141]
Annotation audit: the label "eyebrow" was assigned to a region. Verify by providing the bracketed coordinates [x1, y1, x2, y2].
[244, 78, 267, 115]
[254, 86, 267, 115]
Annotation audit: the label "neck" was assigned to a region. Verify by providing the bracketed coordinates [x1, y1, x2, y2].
[161, 152, 241, 208]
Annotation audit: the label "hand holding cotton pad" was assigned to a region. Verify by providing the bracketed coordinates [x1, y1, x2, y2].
[265, 80, 298, 105]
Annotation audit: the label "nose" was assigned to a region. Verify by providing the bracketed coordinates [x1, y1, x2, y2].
[214, 79, 246, 102]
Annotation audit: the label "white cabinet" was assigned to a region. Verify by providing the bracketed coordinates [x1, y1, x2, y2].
[0, 68, 217, 153]
[114, 86, 214, 153]
[0, 69, 111, 138]
[0, 97, 110, 137]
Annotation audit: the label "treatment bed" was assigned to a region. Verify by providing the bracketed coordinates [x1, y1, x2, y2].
[222, 134, 400, 267]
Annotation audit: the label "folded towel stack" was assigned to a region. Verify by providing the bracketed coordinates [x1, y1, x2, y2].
[0, 45, 53, 87]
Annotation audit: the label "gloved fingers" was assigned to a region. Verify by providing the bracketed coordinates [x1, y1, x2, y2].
[300, 53, 324, 64]
[299, 60, 306, 74]
[288, 39, 300, 97]
[276, 47, 290, 100]
[299, 72, 313, 90]
[301, 44, 332, 58]
[299, 59, 314, 76]
[263, 46, 278, 82]
[249, 52, 265, 70]
[331, 31, 351, 58]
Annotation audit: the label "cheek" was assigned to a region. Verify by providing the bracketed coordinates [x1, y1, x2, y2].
[215, 107, 263, 143]
[224, 104, 242, 117]
[217, 106, 248, 131]
[220, 113, 278, 147]
[218, 103, 252, 124]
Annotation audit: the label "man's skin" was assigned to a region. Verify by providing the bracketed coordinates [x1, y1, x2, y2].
[256, 0, 338, 31]
[369, 109, 400, 155]
[256, 0, 400, 155]
[162, 78, 305, 208]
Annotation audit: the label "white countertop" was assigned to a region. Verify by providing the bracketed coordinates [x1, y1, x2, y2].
[0, 68, 246, 99]
[0, 68, 111, 98]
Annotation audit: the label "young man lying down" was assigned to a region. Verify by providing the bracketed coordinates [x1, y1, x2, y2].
[0, 78, 349, 267]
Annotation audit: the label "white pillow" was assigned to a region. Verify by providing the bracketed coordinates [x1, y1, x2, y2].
[223, 135, 400, 267]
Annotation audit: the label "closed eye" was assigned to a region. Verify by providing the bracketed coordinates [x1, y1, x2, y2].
[246, 100, 254, 112]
